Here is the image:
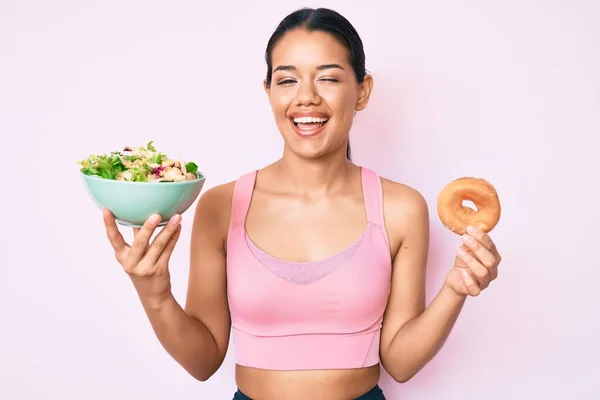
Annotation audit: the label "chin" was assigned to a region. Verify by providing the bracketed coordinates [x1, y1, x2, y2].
[287, 145, 325, 159]
[285, 139, 341, 160]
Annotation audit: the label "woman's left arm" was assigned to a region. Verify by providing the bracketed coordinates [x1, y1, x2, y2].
[379, 184, 502, 383]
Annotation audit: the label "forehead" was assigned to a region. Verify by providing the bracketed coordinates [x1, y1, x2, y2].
[271, 29, 350, 70]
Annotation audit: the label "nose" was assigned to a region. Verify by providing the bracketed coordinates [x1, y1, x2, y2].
[295, 80, 321, 106]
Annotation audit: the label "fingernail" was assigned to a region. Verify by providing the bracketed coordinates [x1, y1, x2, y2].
[170, 214, 181, 225]
[150, 214, 161, 223]
[466, 225, 478, 235]
[462, 234, 475, 244]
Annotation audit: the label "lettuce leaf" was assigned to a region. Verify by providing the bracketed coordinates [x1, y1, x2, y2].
[79, 153, 127, 180]
[185, 162, 198, 175]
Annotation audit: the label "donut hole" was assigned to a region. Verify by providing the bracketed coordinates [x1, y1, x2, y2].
[462, 199, 479, 213]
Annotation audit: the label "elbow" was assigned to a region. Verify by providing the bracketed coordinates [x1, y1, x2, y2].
[383, 362, 419, 384]
[381, 348, 432, 383]
[391, 371, 416, 384]
[190, 356, 227, 382]
[193, 373, 212, 382]
[190, 367, 217, 382]
[186, 363, 220, 382]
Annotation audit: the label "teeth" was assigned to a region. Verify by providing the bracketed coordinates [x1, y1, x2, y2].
[293, 116, 328, 124]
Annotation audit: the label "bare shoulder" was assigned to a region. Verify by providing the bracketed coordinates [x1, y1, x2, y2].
[380, 177, 429, 221]
[190, 180, 237, 244]
[196, 180, 236, 214]
[379, 176, 430, 252]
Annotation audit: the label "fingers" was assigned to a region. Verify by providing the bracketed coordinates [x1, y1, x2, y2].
[156, 222, 182, 266]
[489, 265, 499, 281]
[456, 247, 491, 290]
[466, 225, 497, 253]
[453, 226, 502, 297]
[128, 214, 162, 265]
[461, 233, 497, 268]
[143, 215, 182, 265]
[103, 209, 128, 255]
[460, 268, 481, 296]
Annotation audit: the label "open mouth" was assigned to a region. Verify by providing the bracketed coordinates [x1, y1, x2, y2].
[291, 116, 329, 136]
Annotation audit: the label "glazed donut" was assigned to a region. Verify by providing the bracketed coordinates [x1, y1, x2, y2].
[437, 177, 501, 235]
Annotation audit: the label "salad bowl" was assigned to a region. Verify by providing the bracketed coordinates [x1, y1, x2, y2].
[79, 141, 205, 227]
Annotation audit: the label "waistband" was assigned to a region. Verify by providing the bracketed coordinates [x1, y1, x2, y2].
[233, 384, 385, 400]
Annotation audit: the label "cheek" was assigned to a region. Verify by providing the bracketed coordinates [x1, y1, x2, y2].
[323, 88, 356, 118]
[270, 92, 294, 115]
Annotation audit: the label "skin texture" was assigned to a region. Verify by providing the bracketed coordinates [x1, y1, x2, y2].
[102, 27, 503, 400]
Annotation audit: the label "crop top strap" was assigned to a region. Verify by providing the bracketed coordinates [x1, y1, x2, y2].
[360, 167, 385, 226]
[229, 170, 257, 229]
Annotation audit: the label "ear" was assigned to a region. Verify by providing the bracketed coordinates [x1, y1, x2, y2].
[263, 79, 270, 96]
[355, 74, 373, 111]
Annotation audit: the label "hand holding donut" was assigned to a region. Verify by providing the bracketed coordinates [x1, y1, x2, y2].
[444, 225, 502, 297]
[437, 176, 502, 296]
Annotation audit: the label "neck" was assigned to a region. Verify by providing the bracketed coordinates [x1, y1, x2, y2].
[274, 147, 354, 196]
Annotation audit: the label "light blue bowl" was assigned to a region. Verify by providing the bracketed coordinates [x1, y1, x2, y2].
[81, 171, 206, 227]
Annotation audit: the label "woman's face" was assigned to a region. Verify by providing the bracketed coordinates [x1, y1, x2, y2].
[265, 28, 373, 159]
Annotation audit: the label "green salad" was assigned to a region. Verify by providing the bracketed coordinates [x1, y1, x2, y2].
[78, 141, 200, 182]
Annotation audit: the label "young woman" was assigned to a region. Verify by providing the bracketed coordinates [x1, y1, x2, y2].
[103, 7, 502, 400]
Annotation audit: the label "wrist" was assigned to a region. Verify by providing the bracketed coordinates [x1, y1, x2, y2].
[130, 278, 174, 311]
[441, 282, 467, 304]
[140, 290, 174, 311]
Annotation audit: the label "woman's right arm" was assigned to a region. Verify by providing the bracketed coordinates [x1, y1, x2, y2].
[105, 183, 233, 381]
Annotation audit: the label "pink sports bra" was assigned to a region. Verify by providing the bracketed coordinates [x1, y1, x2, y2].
[226, 167, 392, 371]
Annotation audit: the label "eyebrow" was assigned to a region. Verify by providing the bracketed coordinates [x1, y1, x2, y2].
[272, 64, 345, 73]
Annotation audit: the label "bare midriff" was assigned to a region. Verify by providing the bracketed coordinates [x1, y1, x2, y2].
[235, 364, 381, 400]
